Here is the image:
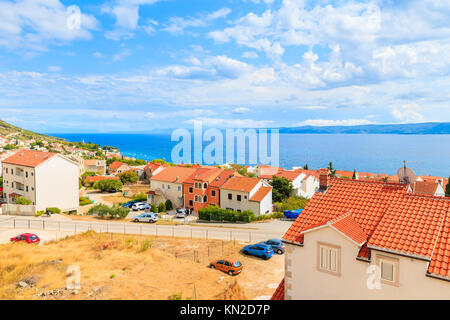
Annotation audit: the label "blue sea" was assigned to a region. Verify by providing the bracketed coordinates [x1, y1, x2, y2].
[53, 133, 450, 177]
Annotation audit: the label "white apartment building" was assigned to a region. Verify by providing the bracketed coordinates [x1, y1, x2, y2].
[2, 150, 79, 213]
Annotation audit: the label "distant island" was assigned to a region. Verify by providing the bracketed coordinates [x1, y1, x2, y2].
[278, 122, 450, 135]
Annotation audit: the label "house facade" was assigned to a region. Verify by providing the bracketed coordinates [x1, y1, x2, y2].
[108, 161, 131, 175]
[84, 159, 107, 175]
[273, 169, 450, 300]
[219, 176, 272, 216]
[183, 168, 237, 213]
[2, 150, 79, 213]
[148, 166, 197, 208]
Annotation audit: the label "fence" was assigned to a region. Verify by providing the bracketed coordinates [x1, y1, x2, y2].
[0, 217, 282, 243]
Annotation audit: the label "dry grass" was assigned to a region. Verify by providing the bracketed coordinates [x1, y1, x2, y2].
[0, 231, 283, 300]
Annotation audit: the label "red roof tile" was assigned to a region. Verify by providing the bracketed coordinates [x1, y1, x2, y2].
[221, 176, 261, 192]
[270, 278, 284, 300]
[109, 161, 126, 171]
[413, 181, 439, 196]
[2, 149, 56, 168]
[282, 178, 450, 279]
[151, 166, 197, 183]
[250, 186, 272, 202]
[329, 212, 368, 245]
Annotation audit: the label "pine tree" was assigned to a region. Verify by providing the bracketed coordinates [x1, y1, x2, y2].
[352, 170, 356, 179]
[304, 164, 309, 170]
[328, 162, 337, 177]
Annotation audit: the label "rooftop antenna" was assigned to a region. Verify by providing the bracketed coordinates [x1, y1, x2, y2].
[397, 160, 417, 186]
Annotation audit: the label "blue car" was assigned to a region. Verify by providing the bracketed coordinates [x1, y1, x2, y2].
[241, 243, 274, 260]
[121, 200, 138, 208]
[259, 239, 285, 254]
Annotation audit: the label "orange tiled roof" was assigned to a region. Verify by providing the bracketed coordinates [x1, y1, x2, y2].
[184, 167, 223, 184]
[85, 175, 119, 182]
[282, 178, 450, 279]
[221, 176, 260, 193]
[209, 170, 237, 188]
[329, 212, 368, 245]
[109, 161, 126, 171]
[336, 170, 356, 178]
[250, 186, 272, 202]
[145, 162, 164, 171]
[151, 166, 197, 183]
[2, 149, 56, 168]
[413, 181, 439, 196]
[270, 278, 284, 300]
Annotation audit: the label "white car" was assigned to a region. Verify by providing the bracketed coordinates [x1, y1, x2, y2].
[175, 208, 187, 218]
[133, 212, 159, 223]
[132, 202, 151, 211]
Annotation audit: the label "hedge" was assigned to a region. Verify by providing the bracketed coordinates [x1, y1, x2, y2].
[198, 206, 255, 222]
[88, 204, 130, 219]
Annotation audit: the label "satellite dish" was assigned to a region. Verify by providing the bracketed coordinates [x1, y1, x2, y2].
[397, 166, 416, 185]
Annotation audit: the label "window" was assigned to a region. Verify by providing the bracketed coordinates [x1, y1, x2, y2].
[162, 184, 165, 189]
[203, 182, 208, 189]
[228, 193, 232, 200]
[189, 200, 193, 206]
[177, 186, 181, 191]
[317, 243, 340, 275]
[189, 187, 193, 193]
[203, 195, 207, 203]
[237, 195, 242, 201]
[377, 255, 399, 286]
[26, 186, 29, 192]
[11, 169, 13, 175]
[26, 172, 28, 178]
[5, 168, 8, 174]
[211, 190, 216, 197]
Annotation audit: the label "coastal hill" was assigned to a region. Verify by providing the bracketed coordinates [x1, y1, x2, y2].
[279, 122, 450, 134]
[0, 119, 63, 142]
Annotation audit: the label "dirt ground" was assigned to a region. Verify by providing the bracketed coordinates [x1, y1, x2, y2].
[0, 231, 284, 300]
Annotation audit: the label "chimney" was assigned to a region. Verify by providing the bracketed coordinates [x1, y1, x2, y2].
[319, 168, 330, 190]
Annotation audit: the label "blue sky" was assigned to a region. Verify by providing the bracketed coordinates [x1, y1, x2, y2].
[0, 0, 450, 133]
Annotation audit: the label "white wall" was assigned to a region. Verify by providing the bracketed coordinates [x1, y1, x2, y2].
[150, 180, 184, 207]
[35, 156, 79, 212]
[285, 227, 450, 300]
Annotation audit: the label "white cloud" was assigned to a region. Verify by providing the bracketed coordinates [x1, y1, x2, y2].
[296, 119, 375, 127]
[185, 117, 272, 128]
[163, 8, 231, 35]
[113, 48, 131, 61]
[0, 0, 98, 50]
[391, 104, 424, 123]
[232, 107, 251, 114]
[47, 66, 61, 72]
[242, 51, 259, 59]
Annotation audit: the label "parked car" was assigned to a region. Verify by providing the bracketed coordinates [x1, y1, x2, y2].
[259, 239, 285, 254]
[175, 208, 187, 218]
[122, 200, 138, 208]
[241, 243, 274, 260]
[10, 233, 40, 244]
[132, 202, 150, 211]
[209, 259, 243, 276]
[108, 188, 118, 193]
[132, 212, 159, 223]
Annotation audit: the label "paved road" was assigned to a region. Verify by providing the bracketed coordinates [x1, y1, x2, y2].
[0, 216, 293, 243]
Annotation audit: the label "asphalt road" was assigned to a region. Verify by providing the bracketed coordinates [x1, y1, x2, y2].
[0, 215, 293, 243]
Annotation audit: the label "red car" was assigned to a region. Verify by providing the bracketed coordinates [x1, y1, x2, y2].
[10, 233, 40, 244]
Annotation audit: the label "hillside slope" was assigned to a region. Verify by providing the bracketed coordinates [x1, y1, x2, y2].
[0, 120, 63, 142]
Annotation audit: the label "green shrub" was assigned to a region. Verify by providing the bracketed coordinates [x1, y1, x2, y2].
[132, 193, 147, 202]
[46, 207, 61, 214]
[150, 203, 158, 213]
[165, 199, 173, 210]
[94, 179, 123, 192]
[198, 206, 256, 222]
[88, 204, 111, 217]
[118, 171, 138, 184]
[158, 202, 166, 213]
[275, 196, 309, 212]
[88, 204, 129, 219]
[79, 196, 93, 206]
[15, 196, 32, 205]
[35, 210, 45, 217]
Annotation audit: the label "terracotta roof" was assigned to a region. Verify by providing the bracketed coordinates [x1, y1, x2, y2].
[329, 212, 368, 245]
[413, 181, 439, 196]
[336, 170, 356, 178]
[2, 149, 56, 168]
[261, 170, 302, 181]
[184, 167, 223, 184]
[209, 170, 237, 188]
[109, 161, 126, 171]
[85, 176, 119, 183]
[428, 214, 450, 279]
[270, 278, 284, 300]
[150, 166, 197, 183]
[282, 178, 450, 279]
[145, 162, 164, 171]
[221, 176, 260, 193]
[250, 186, 272, 202]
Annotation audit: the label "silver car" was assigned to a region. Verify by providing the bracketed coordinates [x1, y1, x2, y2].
[175, 208, 187, 218]
[132, 202, 151, 211]
[132, 212, 159, 223]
